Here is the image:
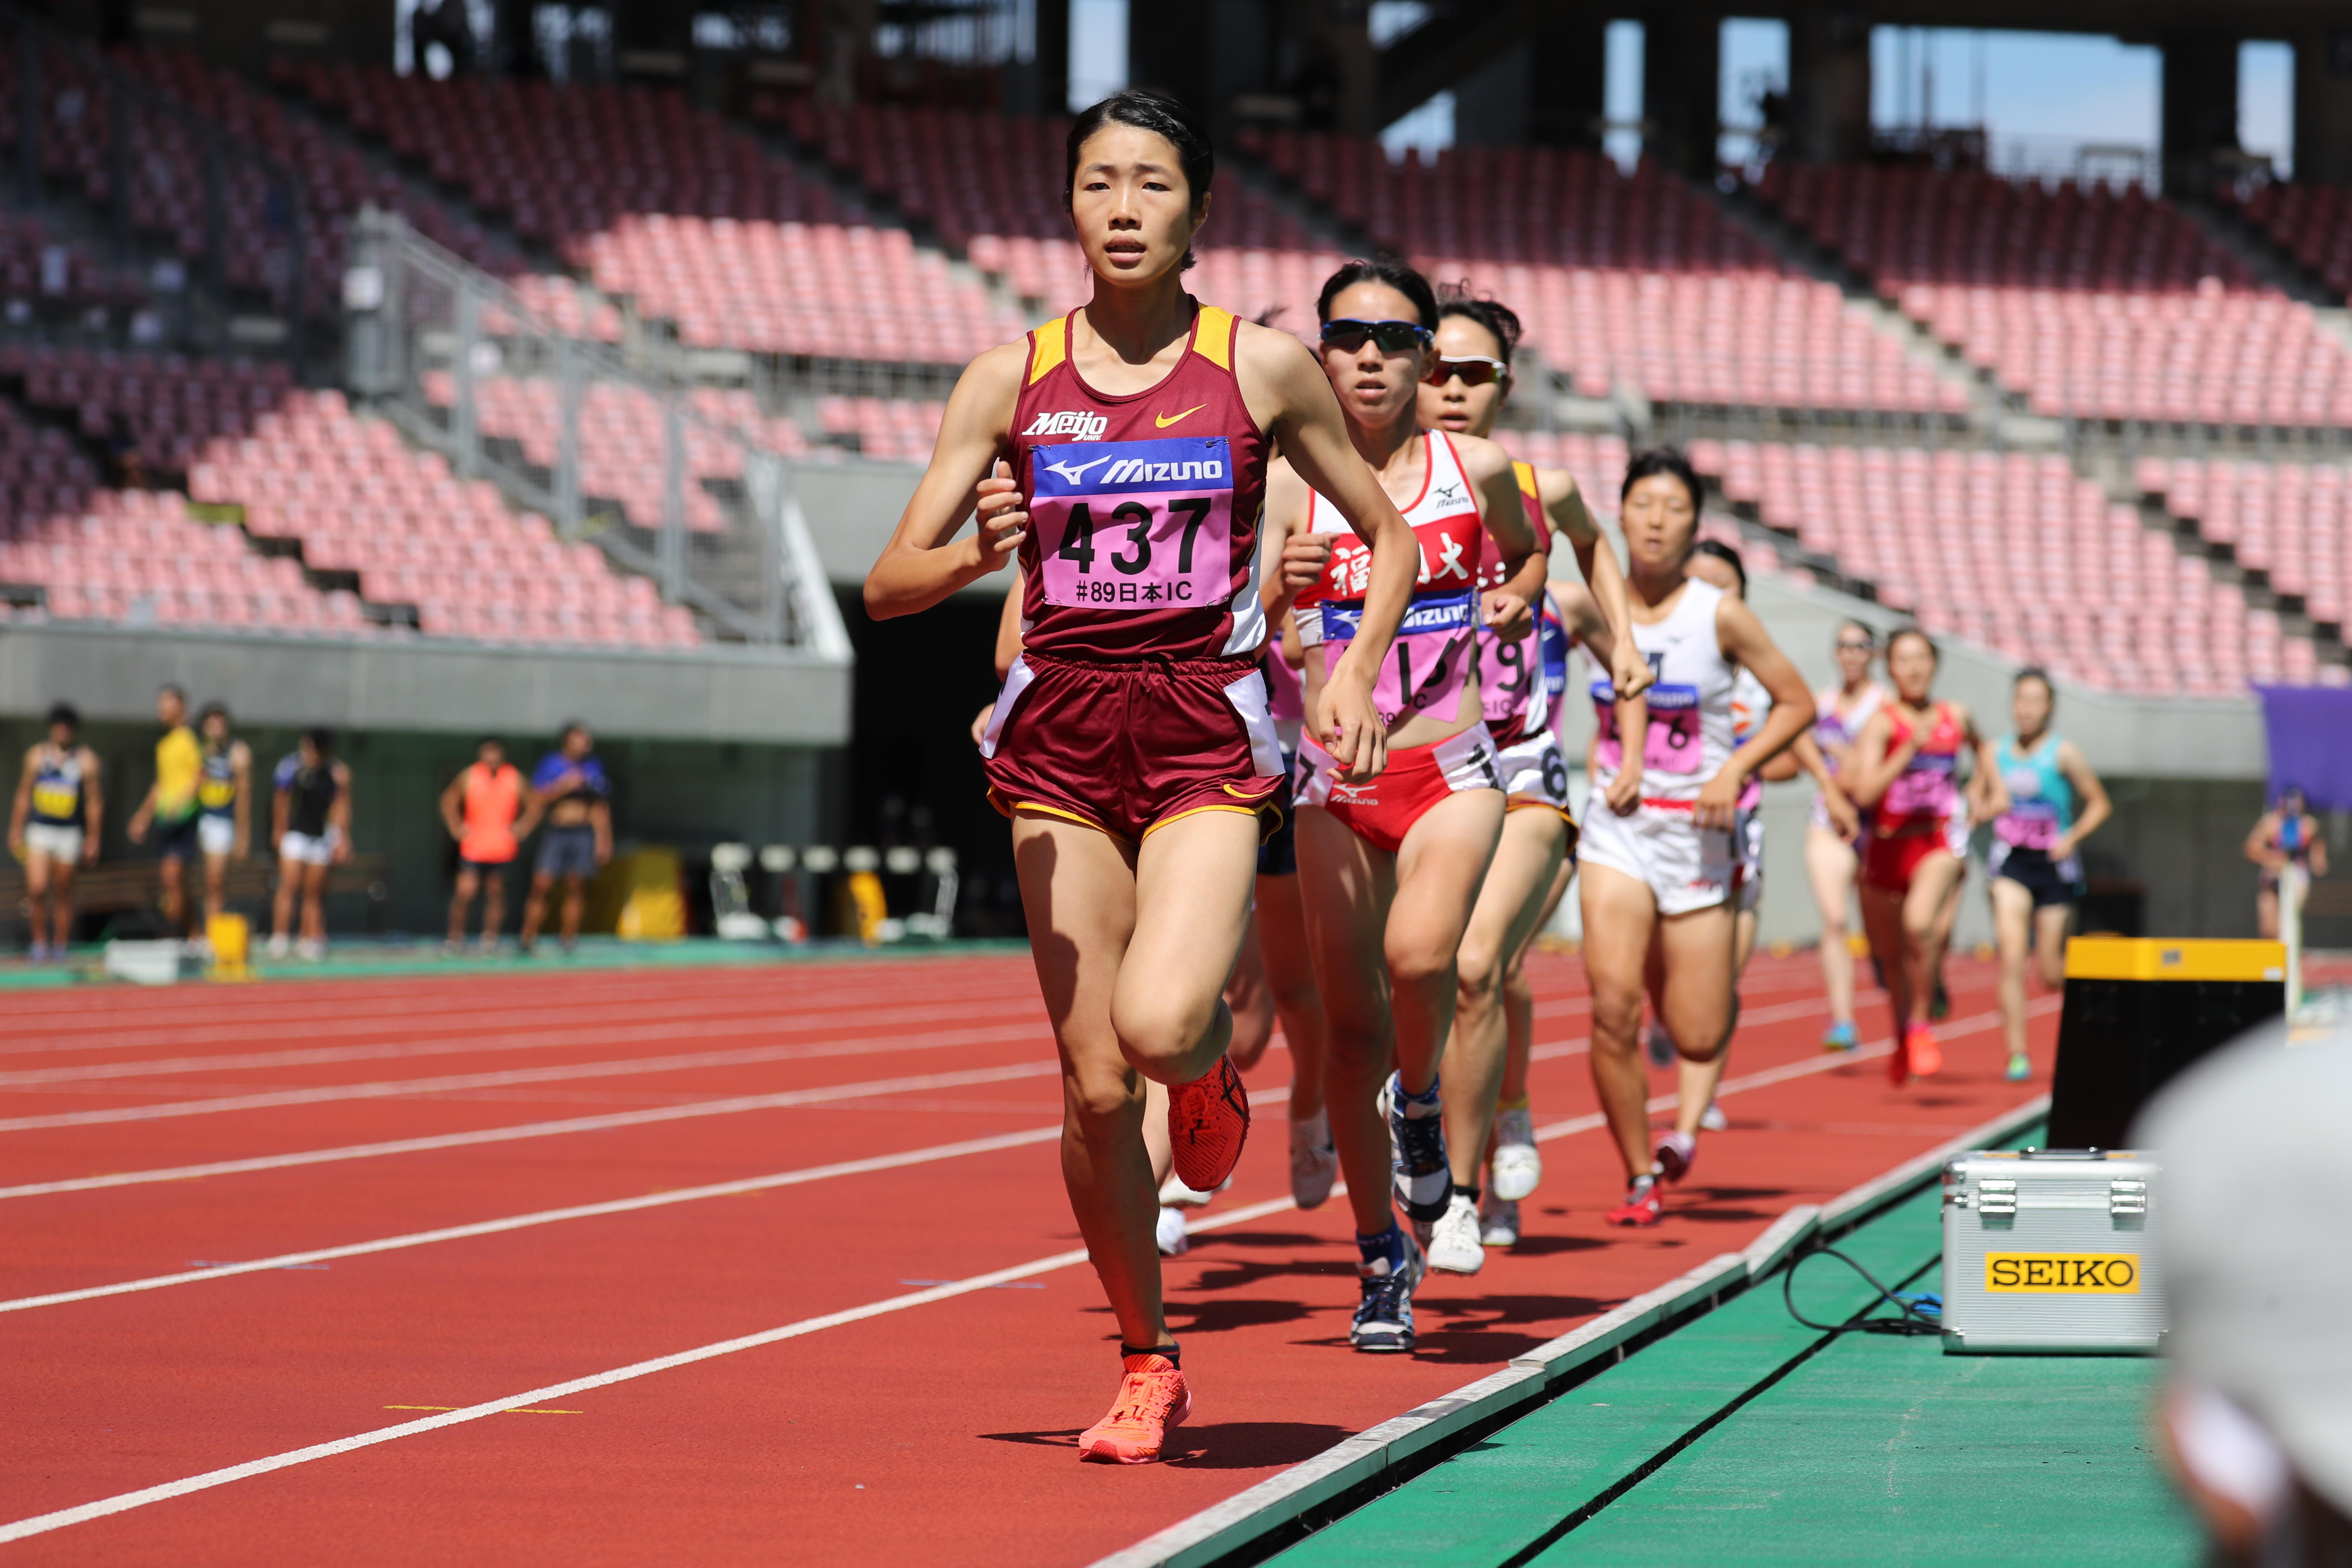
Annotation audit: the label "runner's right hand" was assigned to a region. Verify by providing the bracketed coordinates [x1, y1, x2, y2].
[1317, 666, 1387, 784]
[972, 459, 1027, 572]
[1277, 531, 1331, 594]
[969, 702, 995, 748]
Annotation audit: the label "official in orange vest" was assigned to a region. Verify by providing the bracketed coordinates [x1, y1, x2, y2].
[438, 737, 539, 953]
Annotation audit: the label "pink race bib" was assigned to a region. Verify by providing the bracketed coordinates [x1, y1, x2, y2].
[1592, 680, 1705, 775]
[1030, 437, 1234, 612]
[1321, 589, 1478, 729]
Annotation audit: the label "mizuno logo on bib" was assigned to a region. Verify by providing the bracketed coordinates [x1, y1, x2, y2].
[1032, 436, 1234, 610]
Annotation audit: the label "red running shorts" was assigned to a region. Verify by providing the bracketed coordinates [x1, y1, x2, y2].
[982, 651, 1285, 843]
[1292, 723, 1501, 854]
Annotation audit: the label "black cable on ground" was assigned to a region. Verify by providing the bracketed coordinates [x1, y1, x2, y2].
[1782, 1245, 1945, 1337]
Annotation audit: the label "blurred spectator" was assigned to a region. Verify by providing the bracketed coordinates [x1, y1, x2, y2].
[519, 722, 609, 955]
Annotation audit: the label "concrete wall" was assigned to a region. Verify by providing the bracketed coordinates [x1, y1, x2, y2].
[0, 622, 851, 745]
[0, 714, 831, 940]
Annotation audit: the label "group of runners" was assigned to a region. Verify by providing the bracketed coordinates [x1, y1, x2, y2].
[5, 684, 616, 959]
[866, 87, 1966, 1467]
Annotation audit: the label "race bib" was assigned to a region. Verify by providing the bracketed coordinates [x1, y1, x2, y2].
[1883, 750, 1957, 818]
[1322, 590, 1476, 728]
[1997, 797, 2062, 850]
[1592, 680, 1705, 775]
[1479, 625, 1535, 728]
[1031, 437, 1233, 611]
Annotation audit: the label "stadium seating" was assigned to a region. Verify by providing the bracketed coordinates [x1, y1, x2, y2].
[2135, 456, 2352, 634]
[0, 340, 701, 647]
[1700, 439, 2331, 695]
[1751, 162, 2352, 430]
[2235, 181, 2352, 299]
[0, 43, 509, 318]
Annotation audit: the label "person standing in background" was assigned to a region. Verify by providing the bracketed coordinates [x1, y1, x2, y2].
[519, 723, 610, 956]
[440, 738, 536, 953]
[125, 683, 202, 937]
[9, 703, 102, 961]
[269, 729, 351, 961]
[2246, 785, 2328, 942]
[193, 702, 252, 929]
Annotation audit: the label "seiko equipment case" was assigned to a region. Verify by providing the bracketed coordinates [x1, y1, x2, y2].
[1940, 1149, 2162, 1355]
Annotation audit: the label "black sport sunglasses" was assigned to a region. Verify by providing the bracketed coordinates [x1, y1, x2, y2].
[1431, 354, 1509, 387]
[1320, 318, 1433, 355]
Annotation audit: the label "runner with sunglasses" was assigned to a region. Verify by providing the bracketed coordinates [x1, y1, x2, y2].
[1418, 288, 1639, 1267]
[868, 92, 1421, 1463]
[1263, 259, 1558, 1348]
[1580, 451, 1813, 1228]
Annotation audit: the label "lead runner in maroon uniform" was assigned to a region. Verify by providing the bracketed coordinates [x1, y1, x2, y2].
[866, 91, 1421, 1465]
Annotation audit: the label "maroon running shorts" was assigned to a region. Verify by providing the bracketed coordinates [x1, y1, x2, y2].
[981, 650, 1285, 844]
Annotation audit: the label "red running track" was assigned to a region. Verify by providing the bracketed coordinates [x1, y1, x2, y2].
[0, 951, 2051, 1565]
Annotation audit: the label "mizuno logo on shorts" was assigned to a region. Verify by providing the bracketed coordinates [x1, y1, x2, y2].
[1023, 411, 1110, 439]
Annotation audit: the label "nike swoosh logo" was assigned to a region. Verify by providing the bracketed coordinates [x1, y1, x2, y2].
[1155, 404, 1206, 428]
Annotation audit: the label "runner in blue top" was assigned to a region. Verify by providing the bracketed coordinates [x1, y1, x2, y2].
[1982, 668, 2110, 1082]
[520, 723, 612, 955]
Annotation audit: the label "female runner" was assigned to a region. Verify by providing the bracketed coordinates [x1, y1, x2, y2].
[1803, 621, 1886, 1050]
[1984, 667, 2110, 1082]
[1418, 288, 1637, 1270]
[1580, 451, 1813, 1227]
[1262, 257, 1555, 1348]
[1841, 628, 1994, 1086]
[868, 90, 1420, 1463]
[1646, 540, 1854, 1167]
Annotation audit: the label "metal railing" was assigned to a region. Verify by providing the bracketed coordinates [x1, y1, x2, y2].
[343, 207, 848, 656]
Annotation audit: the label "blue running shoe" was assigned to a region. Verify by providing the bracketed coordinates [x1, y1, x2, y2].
[2005, 1052, 2033, 1082]
[1382, 1073, 1452, 1222]
[1350, 1228, 1425, 1353]
[1822, 1021, 1859, 1053]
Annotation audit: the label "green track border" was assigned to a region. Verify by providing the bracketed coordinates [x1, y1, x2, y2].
[1092, 1093, 2053, 1568]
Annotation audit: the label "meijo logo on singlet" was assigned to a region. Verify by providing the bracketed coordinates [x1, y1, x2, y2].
[1023, 410, 1110, 439]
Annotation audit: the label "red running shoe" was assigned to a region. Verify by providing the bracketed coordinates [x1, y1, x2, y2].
[1078, 1353, 1192, 1464]
[1167, 1054, 1250, 1192]
[1905, 1023, 1942, 1078]
[1605, 1173, 1663, 1227]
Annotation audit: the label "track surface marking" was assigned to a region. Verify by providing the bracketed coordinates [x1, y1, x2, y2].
[2, 952, 2052, 1565]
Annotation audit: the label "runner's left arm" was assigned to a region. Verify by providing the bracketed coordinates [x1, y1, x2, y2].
[1467, 438, 1542, 639]
[1537, 468, 1648, 701]
[80, 750, 103, 864]
[231, 743, 251, 860]
[6, 746, 32, 852]
[1553, 578, 1647, 816]
[1242, 323, 1416, 783]
[1697, 598, 1815, 832]
[2051, 741, 2110, 862]
[329, 763, 354, 863]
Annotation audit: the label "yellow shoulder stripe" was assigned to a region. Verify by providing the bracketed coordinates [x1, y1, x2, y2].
[1028, 315, 1068, 386]
[1512, 459, 1540, 501]
[1193, 304, 1235, 371]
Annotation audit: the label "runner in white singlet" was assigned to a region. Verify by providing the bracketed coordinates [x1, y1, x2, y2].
[1579, 452, 1813, 1228]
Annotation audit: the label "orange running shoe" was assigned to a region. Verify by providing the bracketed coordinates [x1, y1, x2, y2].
[1077, 1353, 1192, 1464]
[1167, 1055, 1250, 1192]
[1905, 1023, 1942, 1077]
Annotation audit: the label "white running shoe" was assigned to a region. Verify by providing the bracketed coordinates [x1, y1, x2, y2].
[1479, 1189, 1522, 1249]
[1155, 1205, 1189, 1256]
[265, 933, 291, 959]
[1645, 1022, 1675, 1067]
[1289, 1108, 1338, 1210]
[1699, 1100, 1729, 1132]
[1424, 1190, 1485, 1275]
[296, 937, 325, 962]
[1491, 1106, 1542, 1201]
[1157, 1172, 1222, 1209]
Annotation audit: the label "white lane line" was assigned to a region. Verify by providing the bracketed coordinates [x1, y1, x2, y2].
[0, 995, 1044, 1071]
[0, 1062, 1061, 1202]
[2, 987, 1039, 1063]
[0, 1083, 1300, 1317]
[0, 1004, 2053, 1543]
[0, 1023, 1054, 1134]
[0, 1189, 1299, 1547]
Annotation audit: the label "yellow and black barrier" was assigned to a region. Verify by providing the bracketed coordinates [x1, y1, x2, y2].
[2046, 937, 2285, 1149]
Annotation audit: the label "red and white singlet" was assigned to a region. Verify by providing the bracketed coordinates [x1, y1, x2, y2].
[1294, 429, 1486, 731]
